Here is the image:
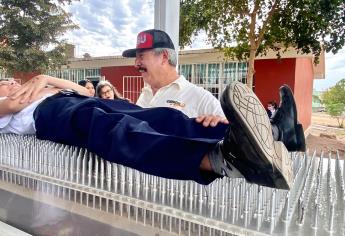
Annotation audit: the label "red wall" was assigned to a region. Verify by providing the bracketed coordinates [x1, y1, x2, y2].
[294, 58, 313, 129]
[254, 58, 296, 106]
[13, 72, 40, 84]
[254, 58, 313, 130]
[101, 65, 141, 95]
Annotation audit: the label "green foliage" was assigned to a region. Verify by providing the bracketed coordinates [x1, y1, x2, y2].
[321, 79, 345, 127]
[0, 0, 78, 75]
[180, 0, 345, 69]
[312, 94, 321, 103]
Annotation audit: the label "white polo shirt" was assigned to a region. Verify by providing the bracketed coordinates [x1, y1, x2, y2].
[0, 96, 50, 135]
[136, 75, 224, 118]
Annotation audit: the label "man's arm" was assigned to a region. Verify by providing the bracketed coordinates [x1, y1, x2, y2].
[0, 86, 61, 117]
[9, 75, 89, 103]
[0, 97, 31, 117]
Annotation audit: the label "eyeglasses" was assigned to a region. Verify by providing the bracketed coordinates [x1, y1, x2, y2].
[100, 88, 113, 96]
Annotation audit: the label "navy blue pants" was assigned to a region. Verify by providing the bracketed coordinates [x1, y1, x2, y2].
[34, 93, 227, 184]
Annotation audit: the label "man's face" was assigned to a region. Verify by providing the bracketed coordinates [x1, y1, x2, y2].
[99, 85, 115, 99]
[135, 49, 163, 84]
[0, 80, 20, 97]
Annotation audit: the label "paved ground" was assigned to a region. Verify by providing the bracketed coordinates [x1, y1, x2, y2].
[306, 113, 345, 158]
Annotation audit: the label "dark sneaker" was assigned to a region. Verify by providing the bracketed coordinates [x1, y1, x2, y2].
[271, 85, 306, 152]
[220, 82, 293, 189]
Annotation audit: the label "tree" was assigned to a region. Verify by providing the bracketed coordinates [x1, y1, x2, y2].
[0, 0, 78, 75]
[321, 79, 345, 128]
[179, 0, 345, 88]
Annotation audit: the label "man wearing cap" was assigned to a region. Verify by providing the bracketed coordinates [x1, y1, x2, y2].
[122, 30, 305, 151]
[121, 29, 306, 184]
[122, 29, 226, 127]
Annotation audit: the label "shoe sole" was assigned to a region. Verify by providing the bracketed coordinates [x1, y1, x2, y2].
[221, 82, 293, 189]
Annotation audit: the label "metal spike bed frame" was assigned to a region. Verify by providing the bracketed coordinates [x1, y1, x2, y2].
[0, 134, 344, 236]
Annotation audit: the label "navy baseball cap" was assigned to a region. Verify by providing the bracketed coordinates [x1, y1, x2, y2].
[122, 29, 175, 57]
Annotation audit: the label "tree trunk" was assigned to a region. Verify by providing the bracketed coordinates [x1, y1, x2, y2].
[246, 47, 256, 89]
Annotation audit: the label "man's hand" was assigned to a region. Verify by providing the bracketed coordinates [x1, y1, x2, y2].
[8, 75, 48, 103]
[196, 115, 229, 127]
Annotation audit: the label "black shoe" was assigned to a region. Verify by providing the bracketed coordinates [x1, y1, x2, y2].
[271, 85, 306, 152]
[219, 82, 293, 190]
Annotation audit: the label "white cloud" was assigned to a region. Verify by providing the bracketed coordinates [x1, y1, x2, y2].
[184, 30, 213, 50]
[314, 48, 345, 91]
[63, 0, 154, 57]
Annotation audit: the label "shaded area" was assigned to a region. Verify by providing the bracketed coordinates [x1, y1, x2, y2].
[0, 188, 138, 236]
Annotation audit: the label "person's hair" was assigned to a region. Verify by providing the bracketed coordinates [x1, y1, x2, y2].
[78, 79, 92, 87]
[268, 101, 278, 109]
[95, 80, 122, 99]
[153, 48, 177, 67]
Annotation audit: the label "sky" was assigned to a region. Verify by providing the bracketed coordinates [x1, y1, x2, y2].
[64, 0, 345, 91]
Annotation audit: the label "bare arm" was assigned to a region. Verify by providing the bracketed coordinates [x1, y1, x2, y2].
[0, 87, 60, 117]
[9, 75, 89, 103]
[0, 97, 29, 116]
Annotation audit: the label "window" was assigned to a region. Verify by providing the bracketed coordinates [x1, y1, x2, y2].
[178, 64, 192, 82]
[223, 62, 248, 84]
[207, 63, 219, 84]
[194, 64, 206, 85]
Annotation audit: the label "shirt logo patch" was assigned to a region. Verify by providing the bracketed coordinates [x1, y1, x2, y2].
[166, 100, 186, 109]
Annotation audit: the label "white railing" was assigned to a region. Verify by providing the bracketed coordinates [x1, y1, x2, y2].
[122, 76, 144, 103]
[122, 76, 247, 103]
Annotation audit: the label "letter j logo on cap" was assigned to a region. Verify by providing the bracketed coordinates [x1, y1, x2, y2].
[136, 32, 153, 49]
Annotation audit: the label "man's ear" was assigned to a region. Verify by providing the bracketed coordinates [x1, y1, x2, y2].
[161, 49, 169, 65]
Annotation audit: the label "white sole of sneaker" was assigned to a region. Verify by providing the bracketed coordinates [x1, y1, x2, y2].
[221, 82, 293, 189]
[273, 141, 293, 189]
